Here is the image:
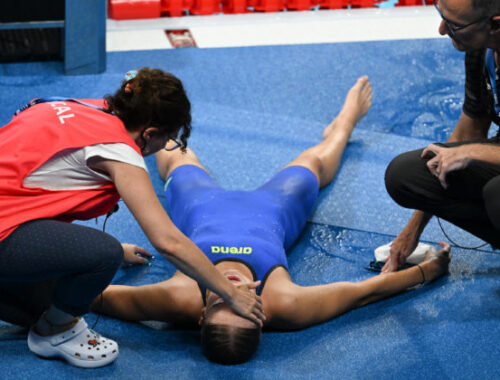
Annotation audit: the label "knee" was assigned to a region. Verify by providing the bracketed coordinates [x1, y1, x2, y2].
[384, 149, 424, 206]
[483, 177, 500, 230]
[92, 234, 124, 273]
[297, 153, 323, 175]
[105, 237, 124, 271]
[309, 155, 324, 180]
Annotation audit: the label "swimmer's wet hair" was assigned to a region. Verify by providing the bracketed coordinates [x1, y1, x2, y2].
[105, 67, 191, 152]
[201, 323, 261, 365]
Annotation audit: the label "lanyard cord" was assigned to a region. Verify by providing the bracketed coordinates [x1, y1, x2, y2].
[91, 203, 120, 331]
[14, 97, 113, 116]
[437, 217, 489, 250]
[486, 49, 500, 117]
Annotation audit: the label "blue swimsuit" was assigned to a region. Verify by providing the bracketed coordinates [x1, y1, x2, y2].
[164, 165, 319, 295]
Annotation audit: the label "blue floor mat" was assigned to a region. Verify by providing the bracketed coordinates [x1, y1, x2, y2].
[1, 38, 499, 378]
[2, 224, 500, 379]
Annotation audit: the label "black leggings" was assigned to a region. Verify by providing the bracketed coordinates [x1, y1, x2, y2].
[385, 139, 500, 248]
[0, 219, 123, 326]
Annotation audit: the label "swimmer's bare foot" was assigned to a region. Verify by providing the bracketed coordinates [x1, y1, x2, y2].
[419, 242, 451, 282]
[323, 76, 373, 139]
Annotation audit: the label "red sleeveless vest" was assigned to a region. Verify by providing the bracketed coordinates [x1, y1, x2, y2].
[0, 99, 142, 241]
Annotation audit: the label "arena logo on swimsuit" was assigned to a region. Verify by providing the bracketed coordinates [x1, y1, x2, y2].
[211, 246, 252, 254]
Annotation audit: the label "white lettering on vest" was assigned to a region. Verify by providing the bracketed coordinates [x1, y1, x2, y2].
[50, 102, 74, 124]
[58, 114, 75, 124]
[54, 106, 71, 115]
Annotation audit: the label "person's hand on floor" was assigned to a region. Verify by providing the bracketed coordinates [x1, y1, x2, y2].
[122, 243, 154, 265]
[382, 225, 420, 273]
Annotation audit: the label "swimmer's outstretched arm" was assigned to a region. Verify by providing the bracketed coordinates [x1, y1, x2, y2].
[92, 272, 202, 325]
[263, 244, 450, 330]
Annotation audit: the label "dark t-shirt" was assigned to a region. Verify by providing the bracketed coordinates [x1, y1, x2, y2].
[463, 48, 500, 130]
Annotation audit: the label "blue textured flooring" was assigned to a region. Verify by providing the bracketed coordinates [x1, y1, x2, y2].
[1, 39, 500, 378]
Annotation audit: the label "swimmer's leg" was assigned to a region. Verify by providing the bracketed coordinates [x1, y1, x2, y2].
[155, 144, 206, 181]
[92, 272, 202, 325]
[263, 244, 450, 330]
[284, 76, 372, 188]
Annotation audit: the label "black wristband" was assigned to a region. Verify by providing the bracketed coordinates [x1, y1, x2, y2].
[417, 264, 426, 284]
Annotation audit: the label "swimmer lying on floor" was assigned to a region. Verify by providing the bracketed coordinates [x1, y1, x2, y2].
[93, 76, 450, 364]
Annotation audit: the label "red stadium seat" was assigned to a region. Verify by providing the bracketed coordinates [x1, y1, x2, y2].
[253, 0, 285, 12]
[108, 0, 161, 20]
[161, 0, 189, 17]
[286, 0, 314, 11]
[396, 0, 423, 5]
[190, 0, 221, 14]
[351, 0, 376, 8]
[318, 0, 348, 9]
[222, 0, 250, 13]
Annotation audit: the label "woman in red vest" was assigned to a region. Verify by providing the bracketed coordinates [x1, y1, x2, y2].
[0, 68, 264, 368]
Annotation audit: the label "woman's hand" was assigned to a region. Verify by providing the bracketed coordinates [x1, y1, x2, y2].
[226, 281, 266, 327]
[421, 242, 451, 282]
[122, 243, 153, 265]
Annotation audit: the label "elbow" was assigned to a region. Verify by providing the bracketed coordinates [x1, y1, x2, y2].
[153, 236, 185, 261]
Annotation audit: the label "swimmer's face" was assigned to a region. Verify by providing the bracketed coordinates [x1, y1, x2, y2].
[200, 270, 259, 329]
[435, 0, 493, 52]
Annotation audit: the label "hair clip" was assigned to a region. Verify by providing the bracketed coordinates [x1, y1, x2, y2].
[125, 70, 138, 81]
[124, 83, 134, 94]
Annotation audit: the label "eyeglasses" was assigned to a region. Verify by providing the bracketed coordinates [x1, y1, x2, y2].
[433, 0, 490, 37]
[164, 138, 182, 151]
